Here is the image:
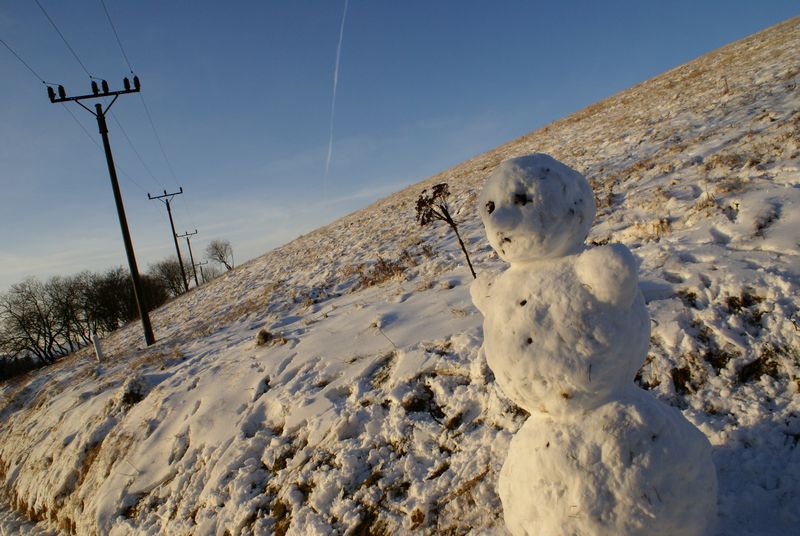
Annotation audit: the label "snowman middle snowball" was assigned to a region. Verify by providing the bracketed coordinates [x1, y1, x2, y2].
[471, 153, 650, 415]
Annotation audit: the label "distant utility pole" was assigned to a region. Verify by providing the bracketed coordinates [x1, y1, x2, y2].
[177, 229, 199, 287]
[148, 188, 189, 293]
[47, 76, 155, 346]
[195, 260, 209, 284]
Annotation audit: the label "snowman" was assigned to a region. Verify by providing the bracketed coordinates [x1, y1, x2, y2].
[471, 154, 717, 536]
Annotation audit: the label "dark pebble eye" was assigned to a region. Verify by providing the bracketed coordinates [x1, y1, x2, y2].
[486, 201, 495, 214]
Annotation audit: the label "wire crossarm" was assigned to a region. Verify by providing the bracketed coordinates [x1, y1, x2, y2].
[148, 187, 183, 202]
[47, 76, 140, 104]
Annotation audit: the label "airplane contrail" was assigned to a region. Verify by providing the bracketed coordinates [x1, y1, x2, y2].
[324, 0, 349, 193]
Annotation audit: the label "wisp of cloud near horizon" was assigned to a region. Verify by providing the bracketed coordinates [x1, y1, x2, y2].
[324, 0, 349, 196]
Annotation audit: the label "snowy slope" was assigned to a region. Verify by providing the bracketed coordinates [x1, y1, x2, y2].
[1, 17, 798, 536]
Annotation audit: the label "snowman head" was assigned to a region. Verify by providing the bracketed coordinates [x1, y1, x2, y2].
[479, 154, 596, 262]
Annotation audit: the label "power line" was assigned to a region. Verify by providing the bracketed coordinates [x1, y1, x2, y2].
[99, 0, 134, 73]
[137, 93, 200, 231]
[47, 0, 199, 235]
[61, 102, 100, 149]
[98, 0, 199, 234]
[61, 104, 154, 198]
[138, 94, 179, 183]
[109, 110, 166, 190]
[30, 1, 169, 210]
[0, 34, 153, 199]
[0, 38, 46, 83]
[33, 0, 94, 79]
[115, 167, 151, 196]
[176, 192, 199, 234]
[63, 105, 148, 195]
[6, 6, 160, 227]
[97, 0, 198, 231]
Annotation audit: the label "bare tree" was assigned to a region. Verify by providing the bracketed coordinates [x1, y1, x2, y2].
[415, 183, 476, 279]
[206, 239, 234, 271]
[71, 268, 168, 333]
[201, 264, 223, 283]
[71, 270, 126, 341]
[148, 258, 187, 298]
[45, 276, 84, 352]
[0, 278, 64, 363]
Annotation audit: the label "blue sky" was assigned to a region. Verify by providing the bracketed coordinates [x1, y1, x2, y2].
[1, 1, 797, 291]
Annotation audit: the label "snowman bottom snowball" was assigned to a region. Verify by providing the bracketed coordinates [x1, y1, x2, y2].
[498, 388, 718, 536]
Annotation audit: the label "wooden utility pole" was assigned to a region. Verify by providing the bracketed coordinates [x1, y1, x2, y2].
[195, 260, 209, 284]
[177, 230, 199, 287]
[47, 77, 155, 346]
[148, 188, 190, 293]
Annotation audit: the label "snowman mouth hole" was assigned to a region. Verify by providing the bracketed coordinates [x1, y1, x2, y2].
[514, 193, 532, 205]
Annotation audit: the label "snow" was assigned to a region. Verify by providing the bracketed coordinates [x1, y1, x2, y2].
[0, 16, 798, 536]
[0, 502, 54, 536]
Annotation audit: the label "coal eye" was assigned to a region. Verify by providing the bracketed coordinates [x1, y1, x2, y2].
[486, 201, 495, 214]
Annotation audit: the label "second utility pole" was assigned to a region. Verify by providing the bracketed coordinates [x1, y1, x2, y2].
[195, 260, 208, 284]
[148, 188, 189, 293]
[177, 229, 199, 287]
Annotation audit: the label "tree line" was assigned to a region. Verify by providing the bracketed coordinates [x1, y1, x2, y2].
[0, 239, 234, 380]
[0, 268, 167, 378]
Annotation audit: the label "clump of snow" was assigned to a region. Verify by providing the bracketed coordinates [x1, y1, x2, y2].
[473, 153, 717, 534]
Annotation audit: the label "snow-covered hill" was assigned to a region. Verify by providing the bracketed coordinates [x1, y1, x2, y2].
[1, 17, 798, 536]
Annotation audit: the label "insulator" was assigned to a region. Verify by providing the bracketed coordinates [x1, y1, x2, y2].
[101, 80, 110, 94]
[58, 85, 66, 99]
[47, 86, 56, 102]
[133, 75, 140, 90]
[91, 81, 99, 95]
[123, 77, 131, 91]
